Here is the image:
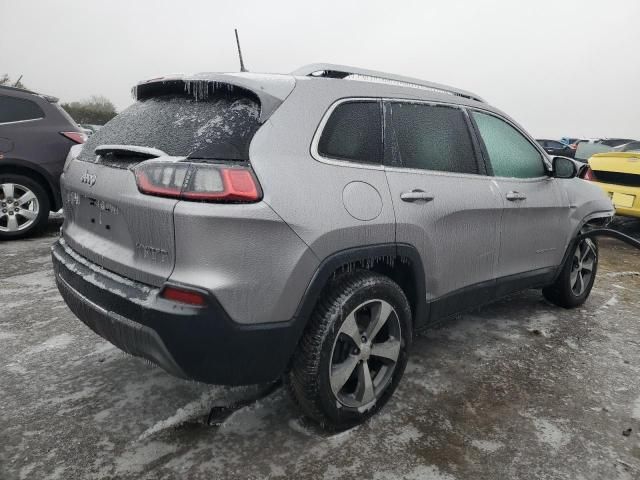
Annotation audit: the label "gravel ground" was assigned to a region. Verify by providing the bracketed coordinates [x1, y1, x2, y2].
[1, 216, 639, 480]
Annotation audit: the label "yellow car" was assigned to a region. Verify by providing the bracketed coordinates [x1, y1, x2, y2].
[585, 152, 640, 218]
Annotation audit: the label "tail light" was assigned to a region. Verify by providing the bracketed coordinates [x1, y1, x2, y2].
[160, 285, 207, 306]
[582, 166, 596, 181]
[61, 131, 87, 144]
[133, 161, 262, 203]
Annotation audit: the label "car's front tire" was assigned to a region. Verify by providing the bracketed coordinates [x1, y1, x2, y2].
[0, 174, 50, 240]
[288, 270, 412, 430]
[543, 237, 598, 308]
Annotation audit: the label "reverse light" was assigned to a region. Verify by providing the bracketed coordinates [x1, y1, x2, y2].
[61, 131, 87, 144]
[134, 161, 262, 203]
[160, 286, 207, 306]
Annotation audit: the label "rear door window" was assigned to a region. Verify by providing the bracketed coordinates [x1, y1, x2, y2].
[386, 102, 479, 174]
[0, 95, 44, 123]
[471, 111, 546, 178]
[317, 101, 382, 164]
[79, 91, 261, 163]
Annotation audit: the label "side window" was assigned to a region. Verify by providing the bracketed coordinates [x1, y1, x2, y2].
[472, 111, 546, 178]
[0, 95, 44, 123]
[317, 101, 382, 164]
[386, 102, 479, 174]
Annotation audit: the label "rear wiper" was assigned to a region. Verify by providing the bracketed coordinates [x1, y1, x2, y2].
[95, 145, 168, 159]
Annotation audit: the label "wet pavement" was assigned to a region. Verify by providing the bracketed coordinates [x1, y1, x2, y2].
[1, 216, 639, 479]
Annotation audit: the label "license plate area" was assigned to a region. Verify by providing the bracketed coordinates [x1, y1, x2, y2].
[612, 192, 635, 208]
[67, 190, 123, 234]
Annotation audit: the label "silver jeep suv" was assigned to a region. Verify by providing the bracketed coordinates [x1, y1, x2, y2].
[52, 64, 614, 429]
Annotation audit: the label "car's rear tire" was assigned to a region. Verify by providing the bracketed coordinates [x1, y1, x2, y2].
[288, 270, 412, 430]
[0, 174, 50, 240]
[543, 237, 598, 308]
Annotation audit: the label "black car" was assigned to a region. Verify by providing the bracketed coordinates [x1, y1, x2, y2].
[536, 139, 575, 158]
[0, 85, 85, 239]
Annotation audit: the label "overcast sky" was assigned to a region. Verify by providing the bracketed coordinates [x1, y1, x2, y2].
[1, 0, 638, 139]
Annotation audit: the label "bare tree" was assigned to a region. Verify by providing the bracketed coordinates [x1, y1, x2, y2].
[0, 74, 26, 89]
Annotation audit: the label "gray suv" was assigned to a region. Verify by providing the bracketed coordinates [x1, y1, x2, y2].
[0, 85, 85, 239]
[51, 64, 614, 429]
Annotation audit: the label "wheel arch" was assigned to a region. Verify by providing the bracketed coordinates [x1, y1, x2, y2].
[0, 158, 61, 211]
[551, 211, 612, 283]
[292, 243, 428, 333]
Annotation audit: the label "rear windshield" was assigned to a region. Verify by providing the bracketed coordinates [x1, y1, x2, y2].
[79, 92, 260, 163]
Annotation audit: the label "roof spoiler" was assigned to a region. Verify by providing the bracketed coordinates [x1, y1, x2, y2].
[132, 73, 295, 123]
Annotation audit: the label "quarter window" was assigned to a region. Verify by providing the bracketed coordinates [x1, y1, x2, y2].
[386, 102, 479, 174]
[472, 112, 546, 178]
[317, 101, 382, 164]
[0, 95, 44, 123]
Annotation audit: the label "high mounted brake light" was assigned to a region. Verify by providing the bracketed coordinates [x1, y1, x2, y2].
[133, 161, 262, 203]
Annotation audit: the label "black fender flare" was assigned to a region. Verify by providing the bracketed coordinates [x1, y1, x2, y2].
[291, 243, 428, 335]
[552, 212, 615, 282]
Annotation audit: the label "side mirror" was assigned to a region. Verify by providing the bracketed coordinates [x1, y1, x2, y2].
[551, 156, 578, 179]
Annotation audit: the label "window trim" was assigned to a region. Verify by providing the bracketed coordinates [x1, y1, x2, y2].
[466, 107, 551, 180]
[0, 95, 45, 125]
[382, 98, 487, 177]
[310, 97, 385, 170]
[0, 117, 44, 126]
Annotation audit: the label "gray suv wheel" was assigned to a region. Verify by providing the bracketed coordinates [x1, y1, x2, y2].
[288, 271, 412, 430]
[0, 174, 50, 240]
[543, 237, 599, 308]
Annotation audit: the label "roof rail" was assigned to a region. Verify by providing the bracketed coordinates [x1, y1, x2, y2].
[0, 84, 59, 102]
[291, 63, 484, 103]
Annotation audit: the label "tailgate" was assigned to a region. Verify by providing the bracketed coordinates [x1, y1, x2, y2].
[61, 160, 177, 287]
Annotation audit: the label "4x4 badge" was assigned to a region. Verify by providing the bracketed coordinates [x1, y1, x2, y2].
[80, 171, 97, 186]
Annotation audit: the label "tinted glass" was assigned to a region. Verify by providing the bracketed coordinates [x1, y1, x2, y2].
[318, 101, 382, 164]
[0, 95, 44, 123]
[622, 142, 640, 152]
[387, 102, 478, 174]
[548, 141, 564, 148]
[472, 112, 546, 178]
[79, 92, 260, 162]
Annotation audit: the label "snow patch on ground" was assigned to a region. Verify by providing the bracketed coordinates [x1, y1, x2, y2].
[604, 271, 640, 278]
[531, 417, 571, 450]
[115, 441, 178, 475]
[25, 333, 74, 355]
[471, 439, 504, 453]
[138, 387, 227, 440]
[288, 418, 316, 437]
[632, 396, 640, 420]
[385, 424, 423, 447]
[0, 331, 17, 340]
[604, 295, 619, 307]
[373, 465, 456, 480]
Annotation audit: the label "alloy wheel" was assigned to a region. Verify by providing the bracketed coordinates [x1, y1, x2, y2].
[570, 238, 596, 296]
[329, 299, 402, 411]
[0, 183, 40, 233]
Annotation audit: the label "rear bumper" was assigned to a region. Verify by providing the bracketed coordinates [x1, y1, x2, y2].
[590, 181, 640, 218]
[51, 239, 304, 385]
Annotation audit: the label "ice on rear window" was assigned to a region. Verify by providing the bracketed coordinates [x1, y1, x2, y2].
[79, 92, 260, 163]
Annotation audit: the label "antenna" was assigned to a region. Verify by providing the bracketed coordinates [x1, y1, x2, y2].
[234, 29, 247, 72]
[13, 75, 23, 87]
